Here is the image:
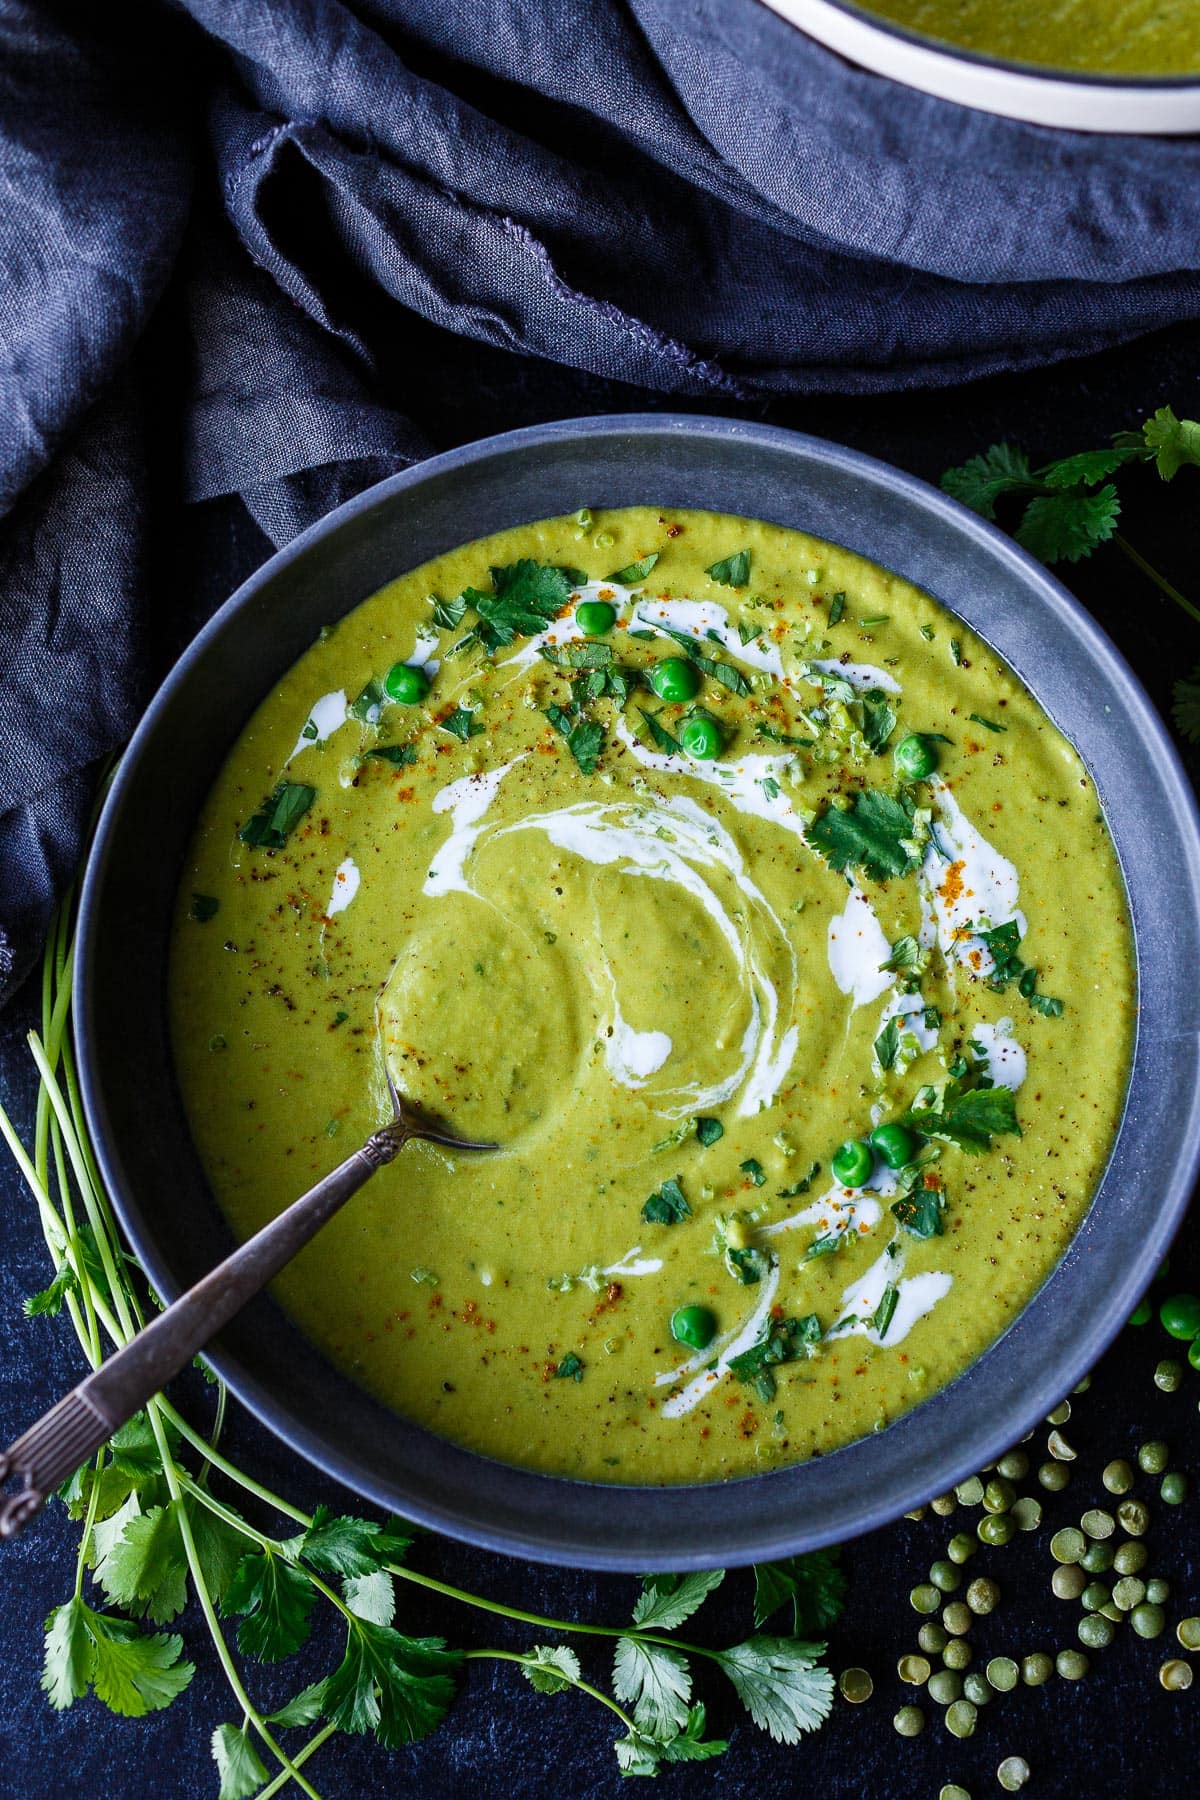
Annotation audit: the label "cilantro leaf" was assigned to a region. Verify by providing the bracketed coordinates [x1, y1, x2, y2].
[224, 1549, 316, 1662]
[873, 1282, 899, 1339]
[563, 717, 604, 775]
[860, 689, 896, 754]
[211, 1723, 269, 1800]
[752, 1549, 847, 1633]
[609, 553, 659, 585]
[631, 1570, 725, 1631]
[430, 593, 468, 630]
[189, 893, 219, 923]
[267, 1683, 327, 1728]
[739, 1157, 766, 1187]
[706, 549, 751, 588]
[467, 560, 573, 646]
[42, 1597, 93, 1710]
[642, 1176, 690, 1225]
[695, 1116, 724, 1147]
[440, 706, 482, 742]
[25, 1260, 78, 1319]
[1172, 664, 1200, 744]
[902, 1082, 1020, 1152]
[367, 743, 417, 767]
[714, 1636, 834, 1742]
[639, 708, 681, 754]
[614, 1705, 728, 1774]
[880, 934, 926, 979]
[1016, 484, 1120, 564]
[891, 1185, 946, 1239]
[1037, 445, 1144, 489]
[941, 443, 1035, 520]
[522, 1644, 581, 1694]
[728, 1314, 821, 1401]
[190, 1502, 255, 1611]
[319, 1620, 461, 1747]
[613, 1637, 692, 1737]
[540, 640, 614, 671]
[553, 1351, 584, 1382]
[874, 1017, 900, 1072]
[94, 1500, 189, 1624]
[809, 789, 920, 883]
[1142, 405, 1200, 481]
[344, 1570, 396, 1626]
[298, 1506, 412, 1578]
[238, 782, 316, 850]
[44, 1599, 195, 1718]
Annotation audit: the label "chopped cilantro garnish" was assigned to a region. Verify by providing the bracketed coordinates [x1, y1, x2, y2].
[737, 619, 763, 645]
[872, 1283, 899, 1340]
[778, 1161, 820, 1198]
[880, 935, 922, 975]
[301, 720, 318, 740]
[805, 1232, 843, 1259]
[891, 1183, 945, 1239]
[739, 1158, 766, 1187]
[828, 593, 845, 625]
[706, 549, 751, 588]
[608, 553, 659, 585]
[540, 641, 614, 671]
[950, 638, 963, 666]
[860, 689, 896, 755]
[553, 1352, 584, 1382]
[728, 1313, 821, 1402]
[238, 782, 316, 850]
[760, 777, 781, 801]
[350, 677, 385, 722]
[367, 743, 418, 767]
[808, 789, 921, 883]
[695, 1117, 724, 1147]
[969, 712, 1006, 733]
[189, 894, 219, 923]
[639, 709, 681, 755]
[461, 560, 573, 648]
[901, 1080, 1019, 1153]
[757, 724, 813, 748]
[642, 1177, 690, 1226]
[441, 707, 482, 743]
[430, 593, 468, 630]
[874, 1017, 900, 1072]
[979, 920, 1063, 1019]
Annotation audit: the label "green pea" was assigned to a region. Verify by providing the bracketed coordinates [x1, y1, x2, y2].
[966, 1578, 999, 1615]
[1137, 1440, 1169, 1475]
[1046, 1428, 1076, 1461]
[1113, 1541, 1147, 1576]
[1038, 1460, 1070, 1492]
[1050, 1527, 1086, 1564]
[1159, 1659, 1194, 1692]
[894, 733, 938, 780]
[839, 1666, 874, 1703]
[669, 1304, 717, 1350]
[910, 1583, 942, 1615]
[930, 1560, 961, 1592]
[648, 656, 701, 703]
[1021, 1652, 1054, 1686]
[1189, 1336, 1200, 1372]
[869, 1121, 918, 1169]
[898, 1653, 931, 1686]
[1080, 1508, 1115, 1541]
[1176, 1617, 1200, 1651]
[919, 1621, 950, 1654]
[1159, 1292, 1200, 1340]
[1046, 1399, 1072, 1425]
[955, 1476, 985, 1506]
[1099, 1601, 1123, 1624]
[978, 1513, 1015, 1547]
[575, 599, 616, 637]
[1145, 1578, 1170, 1606]
[1112, 1577, 1145, 1611]
[962, 1672, 991, 1706]
[1055, 1649, 1089, 1680]
[928, 1669, 962, 1705]
[983, 1478, 1016, 1514]
[1080, 1582, 1110, 1612]
[679, 715, 722, 761]
[945, 1699, 977, 1739]
[1051, 1566, 1087, 1600]
[383, 661, 431, 705]
[986, 1657, 1019, 1692]
[1080, 1542, 1114, 1575]
[1117, 1499, 1150, 1536]
[893, 1704, 925, 1737]
[943, 1602, 972, 1636]
[947, 1533, 978, 1564]
[832, 1138, 873, 1188]
[930, 1493, 958, 1517]
[1011, 1496, 1042, 1533]
[996, 1451, 1029, 1481]
[1078, 1614, 1114, 1650]
[942, 1638, 972, 1671]
[1130, 1603, 1166, 1639]
[940, 1788, 972, 1800]
[997, 1757, 1031, 1792]
[1160, 1472, 1187, 1505]
[1101, 1459, 1134, 1495]
[1128, 1297, 1153, 1326]
[1155, 1358, 1184, 1393]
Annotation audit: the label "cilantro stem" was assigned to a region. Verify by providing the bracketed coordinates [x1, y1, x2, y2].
[73, 1446, 106, 1599]
[1112, 533, 1200, 627]
[255, 1725, 337, 1800]
[464, 1650, 638, 1731]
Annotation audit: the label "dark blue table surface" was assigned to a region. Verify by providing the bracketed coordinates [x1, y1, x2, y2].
[1, 322, 1198, 1799]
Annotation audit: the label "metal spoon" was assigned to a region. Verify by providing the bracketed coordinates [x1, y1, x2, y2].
[0, 1072, 495, 1538]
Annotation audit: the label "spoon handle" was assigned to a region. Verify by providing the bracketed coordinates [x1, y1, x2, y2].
[0, 1123, 406, 1539]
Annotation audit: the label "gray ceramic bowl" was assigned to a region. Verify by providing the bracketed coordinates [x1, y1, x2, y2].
[76, 415, 1200, 1571]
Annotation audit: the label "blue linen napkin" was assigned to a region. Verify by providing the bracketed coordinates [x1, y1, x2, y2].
[2, 0, 1197, 999]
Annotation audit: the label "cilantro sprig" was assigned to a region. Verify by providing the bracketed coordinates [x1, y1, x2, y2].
[942, 405, 1200, 741]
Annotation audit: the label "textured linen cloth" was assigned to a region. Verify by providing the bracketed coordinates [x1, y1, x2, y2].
[2, 0, 1198, 1000]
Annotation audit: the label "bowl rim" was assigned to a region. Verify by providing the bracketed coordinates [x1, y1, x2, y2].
[756, 0, 1200, 133]
[74, 413, 1200, 1569]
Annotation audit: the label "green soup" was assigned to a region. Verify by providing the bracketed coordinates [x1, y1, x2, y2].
[170, 507, 1133, 1484]
[857, 0, 1200, 75]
